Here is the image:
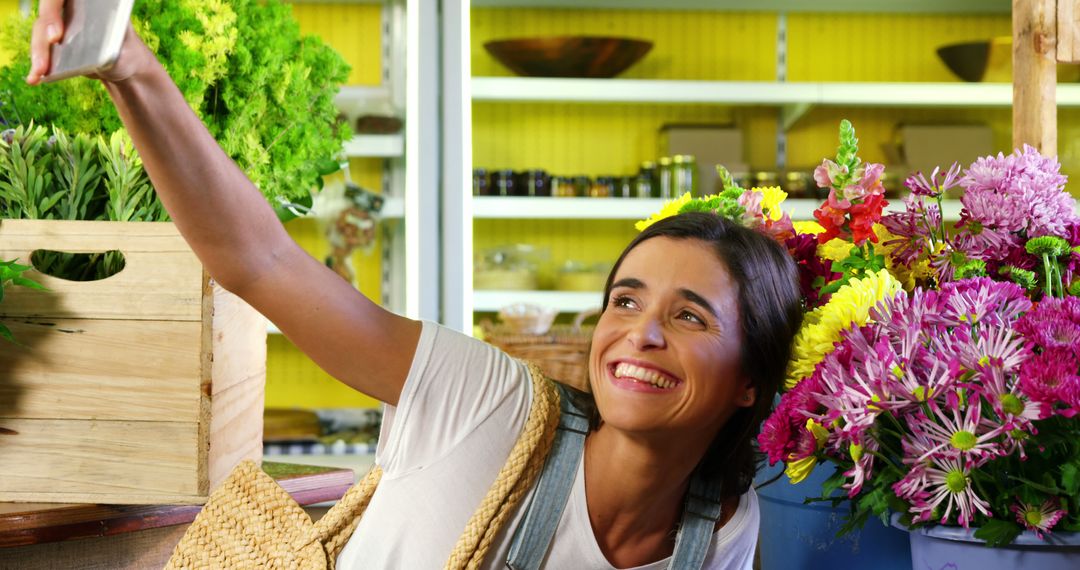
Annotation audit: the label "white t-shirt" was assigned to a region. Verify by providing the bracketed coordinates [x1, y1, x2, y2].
[335, 321, 759, 569]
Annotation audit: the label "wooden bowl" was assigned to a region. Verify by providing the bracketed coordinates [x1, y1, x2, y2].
[937, 37, 1080, 82]
[484, 36, 653, 78]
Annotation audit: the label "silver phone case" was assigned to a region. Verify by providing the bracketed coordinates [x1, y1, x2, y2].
[42, 0, 135, 83]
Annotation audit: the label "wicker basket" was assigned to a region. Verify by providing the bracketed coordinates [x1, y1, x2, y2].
[483, 310, 597, 393]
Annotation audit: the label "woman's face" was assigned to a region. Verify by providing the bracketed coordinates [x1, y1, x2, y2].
[588, 236, 754, 445]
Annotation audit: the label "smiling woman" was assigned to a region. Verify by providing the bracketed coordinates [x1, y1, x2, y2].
[23, 2, 803, 567]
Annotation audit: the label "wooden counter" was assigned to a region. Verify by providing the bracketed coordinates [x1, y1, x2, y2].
[0, 461, 354, 570]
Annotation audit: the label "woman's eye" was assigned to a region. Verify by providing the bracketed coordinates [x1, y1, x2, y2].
[678, 310, 705, 325]
[611, 295, 636, 310]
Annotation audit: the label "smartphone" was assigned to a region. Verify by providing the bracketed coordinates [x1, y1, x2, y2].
[42, 0, 135, 83]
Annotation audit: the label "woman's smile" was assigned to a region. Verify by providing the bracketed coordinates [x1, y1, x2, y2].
[608, 359, 684, 392]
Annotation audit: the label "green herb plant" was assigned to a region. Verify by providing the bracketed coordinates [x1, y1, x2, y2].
[0, 0, 351, 206]
[0, 123, 160, 279]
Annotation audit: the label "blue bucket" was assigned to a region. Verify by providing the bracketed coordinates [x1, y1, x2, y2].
[892, 513, 1080, 569]
[756, 461, 912, 570]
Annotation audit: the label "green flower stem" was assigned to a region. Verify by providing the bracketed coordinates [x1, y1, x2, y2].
[868, 449, 905, 477]
[1043, 253, 1054, 298]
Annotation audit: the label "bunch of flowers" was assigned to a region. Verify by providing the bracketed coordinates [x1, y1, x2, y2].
[640, 119, 1080, 546]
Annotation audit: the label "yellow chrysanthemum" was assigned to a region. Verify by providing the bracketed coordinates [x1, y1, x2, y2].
[786, 268, 903, 389]
[752, 186, 787, 221]
[635, 192, 692, 231]
[793, 220, 825, 236]
[818, 238, 855, 263]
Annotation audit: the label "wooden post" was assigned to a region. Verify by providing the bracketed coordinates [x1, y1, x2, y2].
[1013, 0, 1058, 155]
[1058, 0, 1080, 63]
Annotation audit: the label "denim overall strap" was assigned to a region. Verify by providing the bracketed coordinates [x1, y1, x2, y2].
[505, 382, 589, 570]
[506, 381, 723, 570]
[667, 468, 723, 569]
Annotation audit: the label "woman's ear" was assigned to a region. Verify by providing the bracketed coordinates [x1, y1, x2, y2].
[737, 384, 756, 408]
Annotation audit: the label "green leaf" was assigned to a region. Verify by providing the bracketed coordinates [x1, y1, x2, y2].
[0, 322, 13, 344]
[974, 519, 1023, 548]
[1063, 463, 1080, 496]
[11, 276, 46, 291]
[821, 468, 847, 498]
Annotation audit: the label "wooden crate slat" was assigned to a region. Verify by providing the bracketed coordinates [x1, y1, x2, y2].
[0, 318, 202, 421]
[0, 220, 204, 321]
[0, 419, 201, 502]
[207, 375, 266, 489]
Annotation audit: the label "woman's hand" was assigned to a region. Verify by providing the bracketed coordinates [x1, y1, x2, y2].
[26, 0, 152, 85]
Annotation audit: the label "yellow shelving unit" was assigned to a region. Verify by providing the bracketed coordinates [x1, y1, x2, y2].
[462, 3, 1034, 322]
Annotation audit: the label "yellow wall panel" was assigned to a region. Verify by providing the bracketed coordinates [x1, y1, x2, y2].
[472, 9, 777, 81]
[291, 2, 383, 85]
[473, 102, 740, 176]
[270, 4, 385, 408]
[787, 13, 1011, 82]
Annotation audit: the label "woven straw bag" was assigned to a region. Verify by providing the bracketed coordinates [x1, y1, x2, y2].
[165, 363, 560, 570]
[482, 309, 597, 393]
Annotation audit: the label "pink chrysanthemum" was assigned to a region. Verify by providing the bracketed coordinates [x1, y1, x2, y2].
[904, 456, 993, 527]
[1012, 499, 1066, 539]
[903, 401, 1004, 464]
[939, 278, 1031, 329]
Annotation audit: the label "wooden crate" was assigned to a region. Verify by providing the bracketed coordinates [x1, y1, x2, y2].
[0, 220, 266, 504]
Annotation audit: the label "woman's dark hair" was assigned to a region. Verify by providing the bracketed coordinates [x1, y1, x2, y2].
[585, 211, 803, 499]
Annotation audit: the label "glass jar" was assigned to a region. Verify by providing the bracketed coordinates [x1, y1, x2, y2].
[472, 168, 489, 196]
[682, 155, 699, 196]
[589, 176, 614, 198]
[657, 157, 674, 199]
[572, 175, 593, 197]
[491, 169, 516, 196]
[519, 169, 550, 197]
[551, 176, 576, 197]
[782, 170, 811, 198]
[753, 170, 779, 190]
[638, 161, 658, 197]
[634, 174, 653, 198]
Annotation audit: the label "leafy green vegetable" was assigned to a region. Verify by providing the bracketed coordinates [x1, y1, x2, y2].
[0, 0, 351, 204]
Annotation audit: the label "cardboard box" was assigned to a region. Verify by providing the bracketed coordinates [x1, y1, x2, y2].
[898, 124, 995, 181]
[0, 220, 266, 504]
[659, 124, 746, 195]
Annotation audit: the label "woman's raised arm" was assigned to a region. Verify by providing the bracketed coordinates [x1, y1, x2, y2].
[27, 0, 420, 405]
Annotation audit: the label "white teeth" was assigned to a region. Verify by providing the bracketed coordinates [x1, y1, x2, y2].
[614, 363, 677, 389]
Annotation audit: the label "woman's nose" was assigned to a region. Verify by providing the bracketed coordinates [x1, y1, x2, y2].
[627, 314, 666, 350]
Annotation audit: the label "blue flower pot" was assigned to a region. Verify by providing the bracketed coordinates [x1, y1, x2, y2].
[891, 514, 1080, 569]
[755, 461, 912, 569]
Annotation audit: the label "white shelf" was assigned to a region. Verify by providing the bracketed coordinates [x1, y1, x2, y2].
[474, 290, 604, 313]
[473, 78, 1080, 109]
[474, 196, 965, 220]
[380, 196, 405, 219]
[471, 0, 1008, 13]
[344, 134, 404, 158]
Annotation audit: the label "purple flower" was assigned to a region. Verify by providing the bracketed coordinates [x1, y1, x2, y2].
[881, 195, 941, 267]
[906, 162, 962, 197]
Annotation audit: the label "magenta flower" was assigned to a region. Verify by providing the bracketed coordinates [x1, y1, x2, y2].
[759, 373, 825, 465]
